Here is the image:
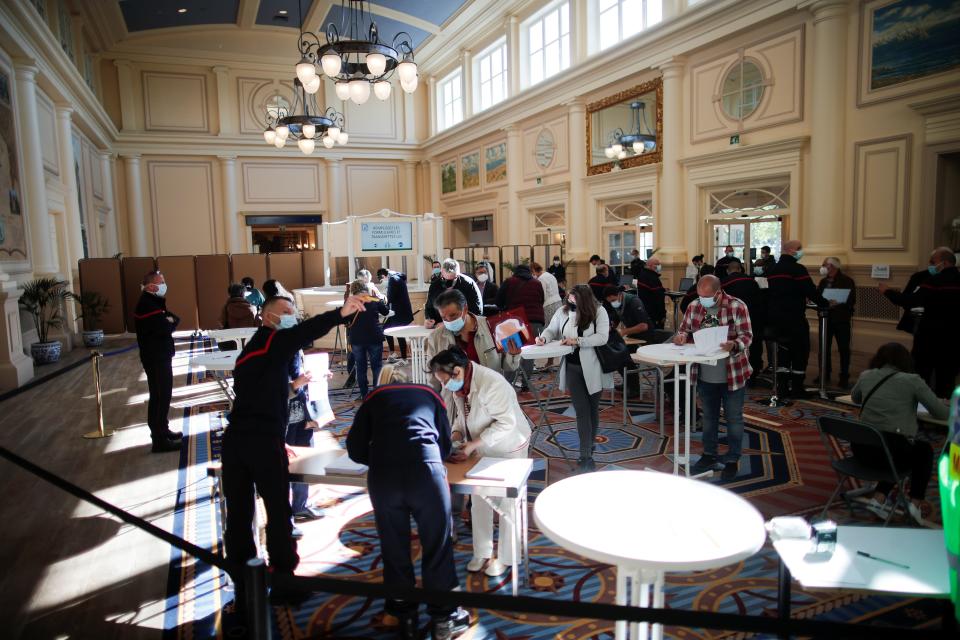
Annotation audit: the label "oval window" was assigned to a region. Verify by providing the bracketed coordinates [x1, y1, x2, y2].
[721, 60, 764, 120]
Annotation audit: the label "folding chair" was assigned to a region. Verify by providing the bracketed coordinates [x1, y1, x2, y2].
[816, 416, 913, 526]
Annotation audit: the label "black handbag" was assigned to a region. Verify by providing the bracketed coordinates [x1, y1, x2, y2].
[594, 320, 630, 373]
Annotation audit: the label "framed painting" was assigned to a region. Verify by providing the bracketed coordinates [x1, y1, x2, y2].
[440, 159, 457, 195]
[484, 142, 507, 186]
[461, 151, 480, 191]
[857, 0, 960, 106]
[0, 65, 29, 271]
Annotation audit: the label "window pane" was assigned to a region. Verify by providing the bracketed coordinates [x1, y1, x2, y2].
[742, 61, 763, 87]
[561, 34, 570, 69]
[492, 78, 503, 105]
[529, 20, 542, 52]
[480, 84, 491, 109]
[600, 8, 619, 48]
[624, 231, 636, 247]
[600, 0, 617, 11]
[623, 0, 643, 36]
[545, 40, 560, 77]
[561, 2, 569, 35]
[480, 57, 490, 82]
[647, 0, 662, 25]
[452, 76, 461, 99]
[544, 9, 559, 44]
[722, 66, 741, 94]
[491, 48, 503, 75]
[531, 50, 543, 83]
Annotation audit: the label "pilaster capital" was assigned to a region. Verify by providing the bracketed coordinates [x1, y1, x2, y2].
[113, 58, 133, 70]
[212, 65, 230, 75]
[565, 97, 587, 113]
[503, 124, 521, 136]
[403, 158, 420, 166]
[217, 154, 238, 163]
[325, 156, 344, 165]
[119, 152, 142, 161]
[13, 62, 39, 82]
[54, 104, 75, 119]
[798, 0, 850, 22]
[97, 150, 115, 161]
[654, 56, 687, 79]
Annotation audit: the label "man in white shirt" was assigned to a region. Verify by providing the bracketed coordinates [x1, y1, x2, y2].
[531, 261, 562, 325]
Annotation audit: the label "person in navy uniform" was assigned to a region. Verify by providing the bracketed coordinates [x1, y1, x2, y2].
[222, 294, 366, 595]
[134, 270, 183, 453]
[378, 267, 415, 362]
[346, 365, 470, 640]
[720, 260, 766, 382]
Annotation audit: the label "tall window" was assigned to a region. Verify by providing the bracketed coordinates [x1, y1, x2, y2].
[595, 0, 663, 51]
[58, 0, 74, 60]
[437, 68, 463, 132]
[524, 1, 570, 87]
[474, 38, 507, 112]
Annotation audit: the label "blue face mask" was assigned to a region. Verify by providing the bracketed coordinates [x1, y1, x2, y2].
[277, 314, 298, 330]
[150, 283, 167, 297]
[443, 316, 466, 333]
[655, 264, 662, 274]
[754, 267, 764, 275]
[928, 264, 939, 276]
[444, 377, 464, 393]
[432, 267, 441, 276]
[699, 295, 718, 308]
[611, 300, 622, 309]
[794, 250, 804, 261]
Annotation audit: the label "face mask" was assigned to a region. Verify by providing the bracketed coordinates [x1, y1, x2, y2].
[477, 273, 489, 283]
[154, 283, 167, 297]
[655, 264, 662, 274]
[444, 376, 464, 393]
[443, 315, 466, 333]
[794, 250, 804, 260]
[553, 259, 560, 265]
[611, 300, 622, 309]
[432, 267, 441, 275]
[819, 266, 829, 276]
[754, 267, 764, 275]
[567, 297, 577, 311]
[725, 251, 734, 257]
[277, 314, 297, 330]
[380, 278, 387, 285]
[928, 264, 940, 276]
[699, 295, 718, 308]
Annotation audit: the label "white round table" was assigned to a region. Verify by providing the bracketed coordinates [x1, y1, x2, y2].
[189, 349, 241, 404]
[325, 299, 345, 308]
[519, 342, 575, 462]
[535, 470, 765, 640]
[207, 327, 257, 348]
[384, 325, 434, 385]
[633, 343, 729, 476]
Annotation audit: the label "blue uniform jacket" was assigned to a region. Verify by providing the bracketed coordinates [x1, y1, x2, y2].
[346, 384, 452, 467]
[134, 292, 179, 362]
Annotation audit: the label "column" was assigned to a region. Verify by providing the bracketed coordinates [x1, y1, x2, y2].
[426, 76, 437, 137]
[218, 155, 242, 252]
[403, 89, 417, 143]
[326, 157, 345, 221]
[212, 65, 231, 135]
[98, 151, 120, 256]
[505, 125, 523, 244]
[14, 63, 58, 275]
[802, 0, 849, 259]
[114, 59, 138, 131]
[419, 160, 431, 213]
[655, 58, 686, 264]
[571, 0, 589, 64]
[122, 154, 148, 256]
[55, 105, 85, 272]
[662, 0, 684, 20]
[566, 100, 589, 262]
[428, 160, 441, 214]
[403, 160, 418, 213]
[506, 15, 521, 96]
[0, 273, 34, 389]
[461, 50, 473, 119]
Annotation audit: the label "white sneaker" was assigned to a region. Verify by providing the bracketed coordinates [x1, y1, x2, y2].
[466, 556, 487, 572]
[864, 497, 891, 519]
[484, 559, 508, 577]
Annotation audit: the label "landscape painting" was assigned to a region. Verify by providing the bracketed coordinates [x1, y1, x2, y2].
[868, 0, 960, 90]
[484, 142, 507, 184]
[441, 160, 456, 195]
[461, 151, 480, 190]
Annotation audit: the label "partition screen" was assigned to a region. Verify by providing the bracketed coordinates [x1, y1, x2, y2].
[195, 255, 231, 329]
[157, 256, 199, 331]
[121, 257, 157, 331]
[231, 253, 268, 291]
[78, 258, 126, 334]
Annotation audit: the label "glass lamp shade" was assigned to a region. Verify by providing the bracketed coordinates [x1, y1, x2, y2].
[263, 128, 276, 144]
[273, 136, 286, 149]
[400, 75, 418, 93]
[298, 137, 316, 154]
[611, 143, 623, 156]
[322, 135, 336, 149]
[632, 141, 643, 154]
[296, 56, 317, 84]
[337, 131, 348, 145]
[349, 79, 370, 104]
[365, 53, 387, 76]
[302, 123, 316, 139]
[303, 75, 321, 94]
[320, 53, 342, 77]
[604, 146, 615, 159]
[328, 126, 341, 140]
[617, 150, 627, 160]
[374, 81, 392, 100]
[397, 61, 417, 83]
[335, 81, 351, 101]
[276, 124, 290, 140]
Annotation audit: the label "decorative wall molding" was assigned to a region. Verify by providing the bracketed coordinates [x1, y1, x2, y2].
[241, 161, 321, 204]
[35, 89, 59, 176]
[523, 115, 569, 180]
[852, 134, 912, 251]
[345, 164, 400, 215]
[142, 71, 210, 133]
[909, 95, 960, 146]
[146, 160, 218, 255]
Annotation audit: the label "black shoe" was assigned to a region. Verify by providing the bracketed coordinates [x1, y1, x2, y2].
[431, 607, 470, 640]
[577, 458, 596, 473]
[291, 526, 304, 539]
[690, 455, 722, 475]
[344, 375, 356, 389]
[151, 437, 182, 453]
[294, 506, 324, 521]
[720, 461, 739, 481]
[164, 430, 184, 440]
[398, 612, 420, 640]
[268, 583, 310, 608]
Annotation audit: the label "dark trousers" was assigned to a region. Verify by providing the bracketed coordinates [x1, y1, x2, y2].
[748, 321, 765, 374]
[825, 319, 851, 379]
[352, 343, 384, 398]
[566, 362, 601, 461]
[368, 463, 458, 618]
[142, 357, 173, 439]
[285, 420, 314, 513]
[385, 335, 408, 359]
[221, 432, 299, 573]
[852, 438, 934, 500]
[775, 319, 810, 378]
[914, 335, 959, 398]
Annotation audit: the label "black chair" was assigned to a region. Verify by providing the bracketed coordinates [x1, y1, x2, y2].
[816, 416, 912, 526]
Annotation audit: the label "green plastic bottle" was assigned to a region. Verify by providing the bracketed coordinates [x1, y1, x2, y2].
[939, 386, 960, 621]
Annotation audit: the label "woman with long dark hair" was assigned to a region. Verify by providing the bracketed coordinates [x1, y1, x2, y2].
[851, 342, 948, 523]
[536, 284, 613, 472]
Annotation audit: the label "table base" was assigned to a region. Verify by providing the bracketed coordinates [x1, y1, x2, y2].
[517, 362, 575, 466]
[616, 566, 665, 640]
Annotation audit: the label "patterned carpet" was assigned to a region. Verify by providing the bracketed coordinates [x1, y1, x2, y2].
[162, 339, 951, 639]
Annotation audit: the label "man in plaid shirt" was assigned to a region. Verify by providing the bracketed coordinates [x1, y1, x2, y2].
[673, 275, 753, 480]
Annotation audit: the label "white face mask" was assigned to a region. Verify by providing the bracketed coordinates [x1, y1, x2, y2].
[819, 266, 829, 276]
[477, 273, 489, 283]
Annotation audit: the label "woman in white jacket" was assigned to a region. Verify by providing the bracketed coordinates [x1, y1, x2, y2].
[429, 347, 531, 578]
[536, 284, 613, 472]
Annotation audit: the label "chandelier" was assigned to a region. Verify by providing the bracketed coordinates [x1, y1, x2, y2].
[262, 81, 348, 154]
[604, 101, 657, 160]
[295, 0, 419, 106]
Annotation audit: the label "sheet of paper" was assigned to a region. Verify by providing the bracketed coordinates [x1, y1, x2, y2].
[822, 288, 851, 304]
[303, 352, 335, 427]
[754, 277, 769, 289]
[692, 326, 727, 355]
[326, 456, 368, 475]
[465, 457, 518, 481]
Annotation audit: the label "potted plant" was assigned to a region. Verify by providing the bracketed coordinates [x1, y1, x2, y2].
[19, 277, 73, 364]
[76, 291, 110, 347]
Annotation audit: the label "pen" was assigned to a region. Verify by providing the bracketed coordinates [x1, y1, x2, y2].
[856, 550, 910, 570]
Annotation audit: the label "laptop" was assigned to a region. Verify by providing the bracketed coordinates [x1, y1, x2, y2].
[679, 277, 694, 291]
[619, 274, 635, 287]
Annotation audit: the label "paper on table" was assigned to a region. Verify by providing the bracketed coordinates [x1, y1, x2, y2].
[792, 544, 867, 587]
[465, 457, 518, 481]
[326, 456, 368, 475]
[303, 352, 335, 427]
[822, 288, 851, 304]
[692, 326, 728, 355]
[755, 277, 769, 289]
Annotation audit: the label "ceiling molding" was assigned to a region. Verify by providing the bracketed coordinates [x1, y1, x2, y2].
[365, 3, 441, 35]
[238, 0, 261, 29]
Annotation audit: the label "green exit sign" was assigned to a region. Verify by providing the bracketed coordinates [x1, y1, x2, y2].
[730, 134, 740, 145]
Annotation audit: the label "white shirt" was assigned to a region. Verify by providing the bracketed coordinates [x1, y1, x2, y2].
[536, 270, 562, 306]
[685, 263, 700, 279]
[443, 362, 531, 457]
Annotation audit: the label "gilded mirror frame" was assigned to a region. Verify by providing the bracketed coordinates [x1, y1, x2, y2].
[586, 77, 663, 176]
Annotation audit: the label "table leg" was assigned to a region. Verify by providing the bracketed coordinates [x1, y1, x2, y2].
[525, 364, 574, 465]
[818, 311, 829, 400]
[510, 495, 519, 597]
[658, 368, 664, 436]
[683, 363, 692, 476]
[631, 570, 645, 640]
[672, 364, 680, 475]
[521, 485, 529, 587]
[615, 567, 628, 640]
[410, 337, 426, 386]
[777, 557, 792, 639]
[651, 571, 665, 640]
